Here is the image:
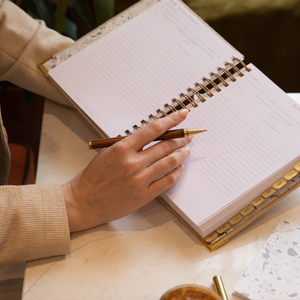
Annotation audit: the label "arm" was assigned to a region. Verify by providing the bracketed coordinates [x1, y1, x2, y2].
[0, 110, 191, 266]
[0, 0, 193, 266]
[0, 0, 73, 266]
[0, 185, 70, 267]
[0, 0, 74, 106]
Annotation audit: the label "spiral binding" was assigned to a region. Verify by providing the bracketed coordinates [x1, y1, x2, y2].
[172, 98, 190, 111]
[125, 57, 251, 134]
[141, 120, 149, 125]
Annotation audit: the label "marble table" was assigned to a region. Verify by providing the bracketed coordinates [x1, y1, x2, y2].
[21, 94, 300, 299]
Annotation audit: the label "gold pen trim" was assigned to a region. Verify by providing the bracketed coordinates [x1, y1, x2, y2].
[213, 275, 228, 300]
[184, 129, 207, 136]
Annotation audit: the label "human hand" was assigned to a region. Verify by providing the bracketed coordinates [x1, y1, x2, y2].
[61, 109, 192, 232]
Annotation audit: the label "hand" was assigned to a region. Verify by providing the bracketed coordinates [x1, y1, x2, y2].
[61, 109, 192, 232]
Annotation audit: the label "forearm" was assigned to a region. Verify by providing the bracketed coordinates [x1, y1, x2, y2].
[0, 184, 70, 267]
[0, 0, 75, 107]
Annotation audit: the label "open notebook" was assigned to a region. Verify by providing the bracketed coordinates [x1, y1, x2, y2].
[40, 0, 300, 250]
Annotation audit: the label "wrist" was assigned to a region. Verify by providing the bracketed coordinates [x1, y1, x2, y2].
[60, 182, 82, 232]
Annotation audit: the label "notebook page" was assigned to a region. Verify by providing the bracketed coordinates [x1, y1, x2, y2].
[49, 0, 241, 137]
[162, 64, 300, 236]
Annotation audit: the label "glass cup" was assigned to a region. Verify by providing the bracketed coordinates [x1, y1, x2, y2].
[160, 284, 221, 300]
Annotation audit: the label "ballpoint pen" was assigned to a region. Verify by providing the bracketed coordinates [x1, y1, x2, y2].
[88, 128, 206, 149]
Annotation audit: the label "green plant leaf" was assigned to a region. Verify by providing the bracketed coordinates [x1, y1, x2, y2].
[32, 0, 55, 29]
[63, 17, 77, 40]
[56, 0, 69, 34]
[26, 4, 42, 20]
[93, 0, 114, 27]
[68, 0, 94, 30]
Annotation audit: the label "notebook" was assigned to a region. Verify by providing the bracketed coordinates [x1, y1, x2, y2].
[40, 0, 300, 250]
[233, 219, 300, 300]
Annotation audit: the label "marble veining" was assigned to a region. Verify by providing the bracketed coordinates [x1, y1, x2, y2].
[23, 221, 218, 299]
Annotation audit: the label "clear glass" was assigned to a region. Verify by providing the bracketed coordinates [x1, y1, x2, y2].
[160, 284, 222, 300]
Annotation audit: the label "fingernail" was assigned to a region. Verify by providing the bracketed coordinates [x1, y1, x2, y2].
[178, 109, 189, 118]
[185, 146, 191, 154]
[180, 164, 184, 171]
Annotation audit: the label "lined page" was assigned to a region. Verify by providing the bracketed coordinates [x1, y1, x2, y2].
[162, 64, 300, 236]
[49, 0, 241, 137]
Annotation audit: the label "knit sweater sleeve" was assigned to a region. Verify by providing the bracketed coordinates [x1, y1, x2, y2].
[0, 0, 73, 266]
[0, 185, 70, 267]
[0, 0, 75, 107]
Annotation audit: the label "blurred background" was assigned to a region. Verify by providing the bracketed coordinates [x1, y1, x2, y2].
[1, 0, 300, 185]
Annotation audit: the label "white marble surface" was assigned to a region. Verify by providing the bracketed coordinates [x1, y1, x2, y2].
[22, 95, 300, 299]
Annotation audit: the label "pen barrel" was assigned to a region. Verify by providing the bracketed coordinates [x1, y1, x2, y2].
[153, 129, 185, 140]
[89, 136, 126, 148]
[89, 129, 185, 149]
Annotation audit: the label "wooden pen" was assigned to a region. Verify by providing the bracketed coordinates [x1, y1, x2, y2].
[89, 129, 206, 149]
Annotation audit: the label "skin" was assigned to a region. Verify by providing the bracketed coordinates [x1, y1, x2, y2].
[61, 109, 193, 232]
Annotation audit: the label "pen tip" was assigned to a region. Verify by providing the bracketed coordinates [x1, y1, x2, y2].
[186, 129, 207, 136]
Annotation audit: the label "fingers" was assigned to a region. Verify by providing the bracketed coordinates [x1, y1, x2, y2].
[147, 144, 191, 183]
[145, 146, 191, 200]
[125, 109, 189, 151]
[147, 165, 185, 200]
[141, 135, 193, 167]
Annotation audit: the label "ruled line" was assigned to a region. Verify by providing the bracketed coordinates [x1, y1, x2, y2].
[200, 165, 230, 197]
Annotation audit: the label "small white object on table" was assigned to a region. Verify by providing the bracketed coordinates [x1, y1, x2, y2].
[22, 95, 300, 299]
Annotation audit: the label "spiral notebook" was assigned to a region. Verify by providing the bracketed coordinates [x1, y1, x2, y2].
[40, 0, 300, 251]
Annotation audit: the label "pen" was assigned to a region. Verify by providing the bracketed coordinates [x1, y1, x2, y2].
[213, 275, 228, 300]
[89, 128, 206, 149]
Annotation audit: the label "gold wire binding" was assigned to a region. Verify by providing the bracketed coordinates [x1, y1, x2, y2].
[125, 129, 132, 135]
[209, 72, 228, 87]
[185, 89, 204, 103]
[141, 120, 149, 125]
[194, 82, 213, 97]
[157, 109, 167, 117]
[181, 92, 199, 107]
[231, 57, 251, 72]
[149, 114, 158, 120]
[133, 124, 141, 130]
[202, 77, 221, 92]
[224, 62, 244, 77]
[217, 67, 236, 82]
[164, 103, 177, 112]
[172, 98, 190, 111]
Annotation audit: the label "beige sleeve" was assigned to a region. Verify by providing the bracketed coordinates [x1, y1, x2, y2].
[0, 0, 75, 107]
[0, 185, 70, 267]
